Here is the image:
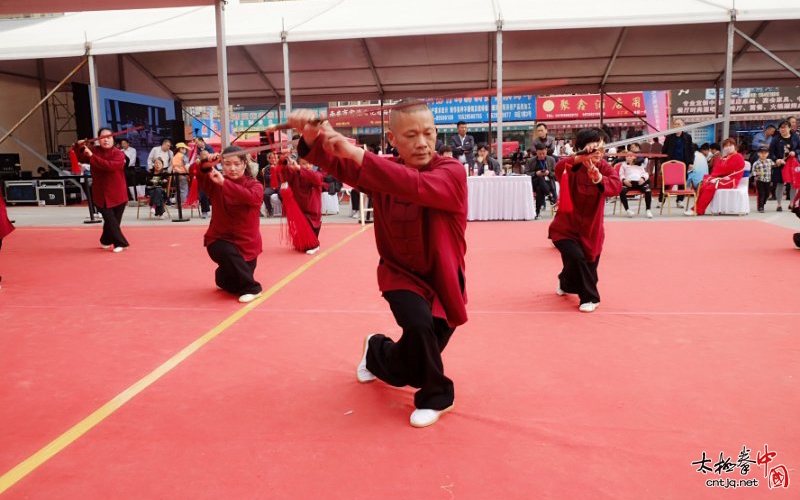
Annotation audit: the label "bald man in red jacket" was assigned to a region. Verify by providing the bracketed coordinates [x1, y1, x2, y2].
[287, 100, 467, 428]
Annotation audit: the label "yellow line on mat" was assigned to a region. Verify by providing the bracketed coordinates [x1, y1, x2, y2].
[0, 225, 371, 494]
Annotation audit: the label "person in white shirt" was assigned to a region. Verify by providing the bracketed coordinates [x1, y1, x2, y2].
[118, 139, 137, 168]
[619, 148, 653, 218]
[147, 138, 173, 172]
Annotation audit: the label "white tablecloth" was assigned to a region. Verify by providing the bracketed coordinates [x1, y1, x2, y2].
[467, 175, 535, 221]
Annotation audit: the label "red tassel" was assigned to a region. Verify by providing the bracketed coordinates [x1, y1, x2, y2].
[785, 156, 800, 188]
[69, 149, 82, 174]
[279, 186, 319, 251]
[557, 167, 573, 214]
[184, 176, 199, 206]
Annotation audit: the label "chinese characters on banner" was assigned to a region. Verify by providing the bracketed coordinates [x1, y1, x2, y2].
[427, 95, 536, 124]
[671, 87, 800, 115]
[536, 92, 646, 120]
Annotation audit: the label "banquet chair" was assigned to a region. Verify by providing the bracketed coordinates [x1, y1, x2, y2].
[659, 161, 696, 215]
[708, 161, 751, 215]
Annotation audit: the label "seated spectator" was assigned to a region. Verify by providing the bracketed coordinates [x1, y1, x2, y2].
[438, 144, 454, 158]
[146, 158, 170, 218]
[474, 143, 501, 176]
[524, 143, 556, 220]
[257, 152, 280, 217]
[688, 143, 709, 190]
[619, 149, 653, 218]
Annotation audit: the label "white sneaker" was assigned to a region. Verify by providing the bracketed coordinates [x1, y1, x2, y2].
[112, 246, 124, 253]
[410, 404, 453, 428]
[150, 207, 156, 216]
[625, 209, 635, 218]
[646, 210, 653, 219]
[579, 302, 599, 313]
[356, 334, 377, 383]
[238, 292, 262, 303]
[683, 209, 695, 216]
[351, 210, 360, 219]
[100, 244, 112, 249]
[556, 286, 566, 296]
[305, 246, 320, 255]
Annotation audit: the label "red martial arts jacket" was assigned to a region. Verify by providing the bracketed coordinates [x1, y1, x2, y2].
[0, 194, 14, 240]
[198, 172, 263, 262]
[301, 141, 468, 327]
[284, 167, 324, 229]
[80, 146, 128, 208]
[549, 158, 621, 262]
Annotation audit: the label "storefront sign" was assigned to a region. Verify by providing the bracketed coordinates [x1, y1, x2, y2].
[428, 95, 536, 124]
[536, 92, 646, 120]
[671, 87, 800, 115]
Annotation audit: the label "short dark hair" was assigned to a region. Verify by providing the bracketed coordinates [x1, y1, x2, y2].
[709, 142, 720, 151]
[535, 123, 547, 130]
[574, 128, 608, 150]
[161, 138, 172, 146]
[456, 121, 467, 127]
[778, 120, 791, 129]
[97, 127, 114, 137]
[476, 142, 489, 152]
[534, 143, 547, 151]
[700, 142, 710, 150]
[438, 144, 452, 154]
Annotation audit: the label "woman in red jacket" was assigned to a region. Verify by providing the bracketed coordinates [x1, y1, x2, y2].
[75, 128, 129, 252]
[197, 145, 264, 303]
[548, 128, 622, 313]
[694, 137, 746, 216]
[281, 157, 324, 255]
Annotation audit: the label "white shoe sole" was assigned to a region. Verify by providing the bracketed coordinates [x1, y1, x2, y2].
[356, 334, 377, 383]
[410, 404, 454, 428]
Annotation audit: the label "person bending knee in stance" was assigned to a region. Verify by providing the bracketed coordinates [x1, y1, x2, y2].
[286, 99, 468, 428]
[197, 146, 264, 304]
[549, 128, 622, 313]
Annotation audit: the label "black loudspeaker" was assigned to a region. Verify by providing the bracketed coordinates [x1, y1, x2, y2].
[166, 119, 186, 143]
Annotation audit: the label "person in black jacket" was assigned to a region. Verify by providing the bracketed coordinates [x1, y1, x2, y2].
[659, 118, 694, 207]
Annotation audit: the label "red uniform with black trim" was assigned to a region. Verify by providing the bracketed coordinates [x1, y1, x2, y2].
[197, 171, 263, 261]
[77, 145, 127, 208]
[549, 157, 621, 262]
[283, 166, 324, 232]
[0, 193, 14, 240]
[695, 152, 745, 215]
[302, 141, 468, 327]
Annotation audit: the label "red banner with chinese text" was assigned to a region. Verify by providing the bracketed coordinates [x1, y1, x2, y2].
[327, 105, 388, 128]
[536, 92, 646, 120]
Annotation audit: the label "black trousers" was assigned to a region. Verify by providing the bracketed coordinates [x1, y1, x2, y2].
[620, 180, 652, 210]
[97, 203, 129, 248]
[554, 239, 600, 304]
[366, 290, 455, 410]
[207, 239, 262, 295]
[263, 188, 278, 215]
[532, 175, 552, 215]
[756, 180, 770, 209]
[198, 189, 210, 213]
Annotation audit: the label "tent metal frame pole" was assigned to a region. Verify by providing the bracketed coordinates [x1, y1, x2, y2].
[733, 27, 800, 80]
[722, 14, 735, 140]
[0, 57, 87, 147]
[37, 59, 54, 153]
[495, 20, 503, 158]
[605, 117, 726, 151]
[87, 52, 101, 135]
[215, 0, 230, 149]
[282, 28, 293, 144]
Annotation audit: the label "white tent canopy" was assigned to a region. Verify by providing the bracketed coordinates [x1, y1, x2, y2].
[0, 0, 798, 105]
